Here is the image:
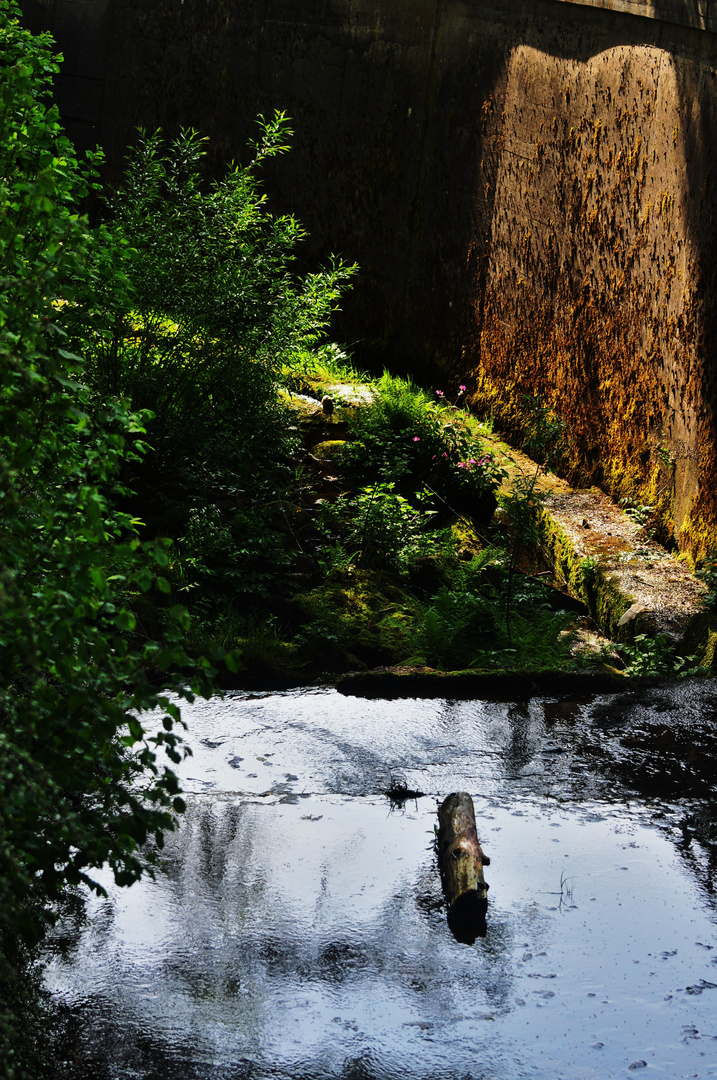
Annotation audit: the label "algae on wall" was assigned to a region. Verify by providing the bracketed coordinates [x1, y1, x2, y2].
[473, 42, 701, 547]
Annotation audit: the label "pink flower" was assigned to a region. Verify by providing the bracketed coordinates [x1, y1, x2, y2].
[413, 436, 420, 442]
[435, 389, 444, 397]
[459, 385, 467, 393]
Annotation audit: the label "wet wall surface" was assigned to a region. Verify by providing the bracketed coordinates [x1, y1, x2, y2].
[45, 681, 717, 1079]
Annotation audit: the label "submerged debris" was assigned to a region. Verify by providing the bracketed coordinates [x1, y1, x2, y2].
[384, 770, 424, 806]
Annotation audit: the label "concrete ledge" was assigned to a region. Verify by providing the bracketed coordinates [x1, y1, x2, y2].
[487, 436, 716, 664]
[536, 488, 709, 642]
[556, 0, 717, 33]
[335, 665, 672, 699]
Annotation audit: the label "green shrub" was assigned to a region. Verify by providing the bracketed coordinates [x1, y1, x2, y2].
[416, 554, 575, 670]
[696, 553, 717, 609]
[0, 0, 212, 985]
[176, 503, 295, 608]
[318, 482, 452, 574]
[418, 589, 495, 669]
[74, 121, 356, 510]
[341, 373, 504, 517]
[615, 634, 701, 678]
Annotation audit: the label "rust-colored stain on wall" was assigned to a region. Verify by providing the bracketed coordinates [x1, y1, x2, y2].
[473, 45, 707, 552]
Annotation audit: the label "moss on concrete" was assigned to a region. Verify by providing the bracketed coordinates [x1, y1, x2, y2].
[312, 439, 350, 459]
[534, 505, 631, 640]
[292, 568, 420, 670]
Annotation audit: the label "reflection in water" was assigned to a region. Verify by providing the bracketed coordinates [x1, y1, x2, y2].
[503, 700, 535, 776]
[446, 895, 488, 944]
[45, 681, 717, 1079]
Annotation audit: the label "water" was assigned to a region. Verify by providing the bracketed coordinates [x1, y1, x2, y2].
[45, 682, 717, 1079]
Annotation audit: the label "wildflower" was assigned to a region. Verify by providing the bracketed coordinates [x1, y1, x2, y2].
[435, 389, 444, 397]
[413, 436, 420, 442]
[459, 385, 467, 393]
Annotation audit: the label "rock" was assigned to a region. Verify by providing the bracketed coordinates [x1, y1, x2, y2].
[618, 601, 649, 626]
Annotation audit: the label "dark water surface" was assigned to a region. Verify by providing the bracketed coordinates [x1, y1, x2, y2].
[45, 682, 717, 1079]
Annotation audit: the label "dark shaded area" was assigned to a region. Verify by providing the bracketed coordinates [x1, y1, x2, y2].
[446, 892, 488, 945]
[335, 667, 653, 699]
[19, 0, 706, 378]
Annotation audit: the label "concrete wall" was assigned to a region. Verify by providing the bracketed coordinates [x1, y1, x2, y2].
[18, 0, 717, 556]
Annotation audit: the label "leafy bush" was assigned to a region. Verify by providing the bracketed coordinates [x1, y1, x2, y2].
[520, 393, 567, 465]
[696, 553, 717, 609]
[318, 482, 451, 574]
[279, 340, 368, 393]
[416, 553, 574, 670]
[75, 121, 356, 510]
[418, 588, 495, 669]
[0, 0, 212, 978]
[341, 373, 504, 516]
[176, 503, 296, 608]
[615, 634, 701, 678]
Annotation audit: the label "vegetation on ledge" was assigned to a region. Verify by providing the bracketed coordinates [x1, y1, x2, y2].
[172, 352, 589, 685]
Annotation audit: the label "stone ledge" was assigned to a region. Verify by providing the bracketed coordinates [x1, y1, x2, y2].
[537, 488, 710, 642]
[335, 665, 670, 699]
[484, 428, 713, 654]
[555, 0, 717, 34]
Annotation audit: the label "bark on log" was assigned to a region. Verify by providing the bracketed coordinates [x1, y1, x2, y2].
[437, 792, 489, 943]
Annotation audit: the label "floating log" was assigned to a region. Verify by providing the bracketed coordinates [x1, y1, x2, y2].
[437, 792, 490, 943]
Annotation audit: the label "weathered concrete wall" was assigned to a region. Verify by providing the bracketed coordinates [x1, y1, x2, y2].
[17, 0, 717, 556]
[472, 14, 717, 556]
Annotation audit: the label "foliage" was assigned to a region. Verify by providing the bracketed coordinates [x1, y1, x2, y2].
[579, 555, 599, 588]
[295, 598, 356, 663]
[615, 635, 701, 678]
[279, 340, 368, 393]
[74, 121, 356, 511]
[520, 393, 567, 466]
[0, 0, 213, 979]
[418, 588, 494, 669]
[416, 552, 574, 670]
[341, 373, 505, 515]
[499, 395, 565, 644]
[293, 568, 418, 671]
[318, 482, 451, 574]
[175, 502, 296, 608]
[695, 553, 717, 609]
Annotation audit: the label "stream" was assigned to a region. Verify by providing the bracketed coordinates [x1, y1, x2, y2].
[45, 680, 717, 1079]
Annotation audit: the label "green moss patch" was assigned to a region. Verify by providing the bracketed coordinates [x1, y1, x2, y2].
[292, 568, 420, 671]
